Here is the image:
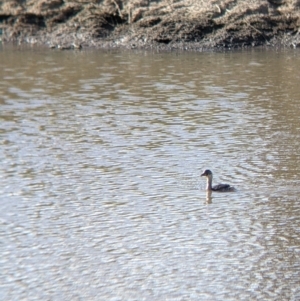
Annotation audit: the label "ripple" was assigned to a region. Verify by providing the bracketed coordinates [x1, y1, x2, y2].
[1, 48, 300, 300]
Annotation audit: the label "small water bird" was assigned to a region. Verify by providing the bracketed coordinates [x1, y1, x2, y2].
[201, 169, 235, 192]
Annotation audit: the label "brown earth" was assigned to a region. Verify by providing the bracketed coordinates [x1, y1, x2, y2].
[1, 0, 300, 50]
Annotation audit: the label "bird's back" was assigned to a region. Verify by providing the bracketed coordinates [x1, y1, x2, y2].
[212, 183, 232, 192]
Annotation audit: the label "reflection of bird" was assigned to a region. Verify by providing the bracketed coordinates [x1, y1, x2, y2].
[201, 169, 235, 192]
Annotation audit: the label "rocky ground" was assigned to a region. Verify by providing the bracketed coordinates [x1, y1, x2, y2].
[1, 0, 300, 51]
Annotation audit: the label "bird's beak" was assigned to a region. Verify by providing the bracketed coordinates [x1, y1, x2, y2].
[200, 172, 205, 177]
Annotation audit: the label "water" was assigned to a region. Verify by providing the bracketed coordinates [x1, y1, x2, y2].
[1, 45, 300, 300]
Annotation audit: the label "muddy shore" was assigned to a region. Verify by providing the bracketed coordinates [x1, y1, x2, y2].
[1, 0, 300, 51]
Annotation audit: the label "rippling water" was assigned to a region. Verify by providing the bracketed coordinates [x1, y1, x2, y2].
[1, 45, 300, 300]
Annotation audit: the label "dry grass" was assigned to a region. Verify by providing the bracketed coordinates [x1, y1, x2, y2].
[1, 0, 300, 49]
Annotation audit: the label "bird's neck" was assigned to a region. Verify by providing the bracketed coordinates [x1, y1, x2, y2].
[206, 176, 213, 190]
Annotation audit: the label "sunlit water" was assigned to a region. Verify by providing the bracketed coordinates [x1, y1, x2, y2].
[1, 45, 300, 300]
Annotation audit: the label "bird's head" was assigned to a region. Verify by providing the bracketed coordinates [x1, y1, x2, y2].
[201, 169, 213, 177]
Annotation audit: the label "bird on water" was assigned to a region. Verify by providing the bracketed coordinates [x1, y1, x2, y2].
[201, 169, 235, 192]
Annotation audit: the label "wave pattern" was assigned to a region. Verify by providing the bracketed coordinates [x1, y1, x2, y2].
[1, 48, 300, 300]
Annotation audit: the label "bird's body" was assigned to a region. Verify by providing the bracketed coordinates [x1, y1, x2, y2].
[201, 169, 234, 192]
[210, 183, 231, 191]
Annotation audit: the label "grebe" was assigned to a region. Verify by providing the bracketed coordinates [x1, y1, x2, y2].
[201, 169, 234, 192]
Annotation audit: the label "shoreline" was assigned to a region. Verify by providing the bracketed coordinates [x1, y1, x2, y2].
[1, 0, 300, 51]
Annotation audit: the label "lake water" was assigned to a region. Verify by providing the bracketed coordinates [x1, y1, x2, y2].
[1, 45, 300, 300]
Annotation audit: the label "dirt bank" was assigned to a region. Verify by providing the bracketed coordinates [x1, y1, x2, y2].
[1, 0, 300, 50]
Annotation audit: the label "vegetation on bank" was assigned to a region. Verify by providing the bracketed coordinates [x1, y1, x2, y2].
[1, 0, 300, 50]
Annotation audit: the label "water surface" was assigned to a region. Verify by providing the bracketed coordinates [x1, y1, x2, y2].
[1, 45, 300, 300]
